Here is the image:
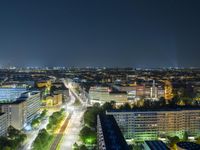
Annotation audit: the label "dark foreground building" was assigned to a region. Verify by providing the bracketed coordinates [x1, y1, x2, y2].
[143, 140, 169, 150]
[176, 142, 200, 150]
[97, 114, 129, 150]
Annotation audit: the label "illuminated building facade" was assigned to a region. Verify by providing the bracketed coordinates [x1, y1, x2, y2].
[0, 91, 41, 130]
[106, 109, 200, 141]
[0, 100, 27, 130]
[164, 80, 173, 100]
[89, 86, 128, 104]
[19, 91, 41, 124]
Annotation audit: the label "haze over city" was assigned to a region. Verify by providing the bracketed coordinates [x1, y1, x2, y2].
[1, 1, 200, 150]
[0, 0, 200, 67]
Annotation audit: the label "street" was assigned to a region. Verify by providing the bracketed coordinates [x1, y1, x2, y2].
[22, 118, 49, 150]
[59, 79, 86, 150]
[21, 78, 86, 150]
[59, 110, 84, 150]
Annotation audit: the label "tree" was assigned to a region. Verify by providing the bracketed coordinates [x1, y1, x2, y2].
[46, 109, 65, 132]
[72, 143, 79, 150]
[119, 103, 131, 110]
[196, 136, 200, 144]
[79, 144, 88, 150]
[79, 126, 96, 144]
[7, 126, 21, 139]
[31, 118, 40, 128]
[40, 109, 48, 118]
[183, 131, 188, 141]
[101, 102, 113, 111]
[83, 105, 101, 128]
[32, 129, 52, 150]
[168, 136, 180, 148]
[0, 126, 27, 150]
[158, 97, 166, 106]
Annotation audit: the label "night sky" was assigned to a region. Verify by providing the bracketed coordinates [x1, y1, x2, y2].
[0, 0, 200, 68]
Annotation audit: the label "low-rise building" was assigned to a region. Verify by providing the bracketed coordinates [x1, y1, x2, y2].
[45, 93, 62, 106]
[89, 86, 128, 104]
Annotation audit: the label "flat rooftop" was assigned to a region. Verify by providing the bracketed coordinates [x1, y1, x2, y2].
[107, 107, 200, 113]
[144, 140, 169, 150]
[177, 142, 200, 150]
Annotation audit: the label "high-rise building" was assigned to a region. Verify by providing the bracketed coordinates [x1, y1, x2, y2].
[19, 91, 41, 124]
[0, 91, 41, 130]
[106, 108, 200, 141]
[0, 100, 26, 130]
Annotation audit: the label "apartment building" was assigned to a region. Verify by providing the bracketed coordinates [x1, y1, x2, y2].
[0, 91, 41, 130]
[0, 100, 26, 130]
[106, 108, 200, 141]
[19, 91, 41, 124]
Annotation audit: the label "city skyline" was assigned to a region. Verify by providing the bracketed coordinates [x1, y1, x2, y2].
[0, 0, 200, 67]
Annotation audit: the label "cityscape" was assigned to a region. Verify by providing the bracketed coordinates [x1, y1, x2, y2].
[0, 67, 200, 150]
[1, 0, 200, 150]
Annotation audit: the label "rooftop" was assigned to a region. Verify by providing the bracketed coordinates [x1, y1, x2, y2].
[106, 107, 200, 113]
[0, 112, 5, 116]
[177, 142, 200, 150]
[144, 140, 169, 150]
[0, 99, 26, 105]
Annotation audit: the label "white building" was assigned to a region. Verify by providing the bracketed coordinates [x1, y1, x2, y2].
[18, 91, 41, 124]
[0, 91, 41, 130]
[89, 86, 128, 104]
[0, 100, 26, 130]
[106, 108, 200, 141]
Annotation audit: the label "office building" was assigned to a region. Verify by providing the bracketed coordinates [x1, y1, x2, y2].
[97, 114, 129, 150]
[89, 86, 128, 104]
[106, 108, 200, 141]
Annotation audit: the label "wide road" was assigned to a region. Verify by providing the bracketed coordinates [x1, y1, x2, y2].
[62, 79, 86, 104]
[59, 79, 85, 150]
[59, 110, 84, 150]
[22, 118, 49, 150]
[50, 113, 72, 150]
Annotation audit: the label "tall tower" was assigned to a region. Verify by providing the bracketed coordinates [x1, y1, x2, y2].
[151, 80, 157, 99]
